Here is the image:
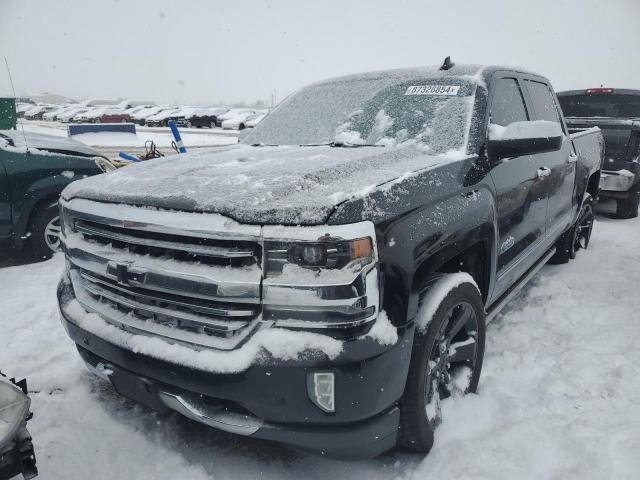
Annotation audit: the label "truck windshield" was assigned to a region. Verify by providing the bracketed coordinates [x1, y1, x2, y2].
[243, 77, 477, 154]
[559, 94, 640, 118]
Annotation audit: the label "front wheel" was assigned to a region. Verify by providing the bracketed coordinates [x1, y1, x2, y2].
[26, 201, 61, 260]
[398, 274, 486, 453]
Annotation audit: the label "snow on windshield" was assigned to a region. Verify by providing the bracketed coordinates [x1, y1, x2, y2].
[244, 75, 478, 154]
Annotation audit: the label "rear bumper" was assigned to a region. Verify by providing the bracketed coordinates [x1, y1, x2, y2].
[600, 170, 638, 193]
[57, 279, 412, 458]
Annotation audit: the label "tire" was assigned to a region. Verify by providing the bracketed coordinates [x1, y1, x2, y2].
[549, 194, 594, 264]
[239, 123, 245, 130]
[615, 185, 640, 219]
[26, 201, 61, 260]
[398, 275, 486, 453]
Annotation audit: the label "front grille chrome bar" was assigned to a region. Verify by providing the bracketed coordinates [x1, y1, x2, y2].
[75, 221, 256, 259]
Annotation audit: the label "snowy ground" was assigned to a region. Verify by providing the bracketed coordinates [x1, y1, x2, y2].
[1, 205, 639, 479]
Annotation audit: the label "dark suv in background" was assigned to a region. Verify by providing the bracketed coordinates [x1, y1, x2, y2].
[558, 88, 640, 218]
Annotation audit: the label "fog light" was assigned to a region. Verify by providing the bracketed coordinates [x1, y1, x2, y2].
[307, 372, 335, 413]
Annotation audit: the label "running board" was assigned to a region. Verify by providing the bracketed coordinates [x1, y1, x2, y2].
[486, 247, 556, 324]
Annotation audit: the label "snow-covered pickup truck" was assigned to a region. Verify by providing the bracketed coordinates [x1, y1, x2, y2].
[56, 62, 603, 459]
[558, 88, 640, 218]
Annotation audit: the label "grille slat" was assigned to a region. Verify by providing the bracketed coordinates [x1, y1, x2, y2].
[75, 220, 257, 260]
[81, 272, 256, 328]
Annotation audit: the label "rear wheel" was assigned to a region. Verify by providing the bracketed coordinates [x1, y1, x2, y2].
[549, 194, 594, 264]
[398, 275, 485, 453]
[615, 185, 640, 219]
[26, 201, 61, 260]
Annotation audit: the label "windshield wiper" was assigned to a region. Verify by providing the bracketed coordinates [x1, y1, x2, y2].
[250, 143, 280, 147]
[300, 141, 384, 148]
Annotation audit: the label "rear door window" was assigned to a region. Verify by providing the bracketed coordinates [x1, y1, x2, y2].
[490, 78, 529, 126]
[525, 80, 562, 124]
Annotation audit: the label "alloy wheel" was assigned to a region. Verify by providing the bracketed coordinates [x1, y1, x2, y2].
[424, 301, 479, 427]
[44, 215, 61, 252]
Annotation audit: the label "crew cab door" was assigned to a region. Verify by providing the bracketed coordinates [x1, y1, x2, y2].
[0, 153, 12, 237]
[522, 78, 575, 236]
[488, 76, 549, 293]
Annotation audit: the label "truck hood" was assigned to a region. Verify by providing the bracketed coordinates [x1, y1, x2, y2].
[62, 144, 462, 225]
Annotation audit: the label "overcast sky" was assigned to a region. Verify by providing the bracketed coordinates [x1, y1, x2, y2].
[1, 0, 639, 106]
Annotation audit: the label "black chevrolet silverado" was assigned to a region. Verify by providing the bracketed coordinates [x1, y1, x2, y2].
[56, 62, 603, 459]
[558, 88, 640, 218]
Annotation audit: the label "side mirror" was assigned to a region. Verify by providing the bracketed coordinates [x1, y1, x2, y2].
[488, 121, 563, 160]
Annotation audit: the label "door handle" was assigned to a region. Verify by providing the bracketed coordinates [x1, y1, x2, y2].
[537, 167, 551, 179]
[567, 153, 578, 164]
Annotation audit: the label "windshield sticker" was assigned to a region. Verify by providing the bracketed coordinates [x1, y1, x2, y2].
[405, 85, 460, 96]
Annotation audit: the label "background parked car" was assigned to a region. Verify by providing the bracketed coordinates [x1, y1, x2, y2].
[58, 107, 90, 123]
[23, 105, 56, 120]
[132, 106, 172, 126]
[0, 130, 104, 258]
[245, 112, 266, 128]
[15, 102, 35, 118]
[558, 88, 640, 218]
[99, 109, 134, 123]
[179, 107, 229, 128]
[145, 108, 180, 127]
[220, 109, 261, 129]
[43, 104, 78, 121]
[165, 106, 202, 127]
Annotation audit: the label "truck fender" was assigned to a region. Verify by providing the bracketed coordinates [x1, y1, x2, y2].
[13, 183, 65, 244]
[377, 186, 497, 327]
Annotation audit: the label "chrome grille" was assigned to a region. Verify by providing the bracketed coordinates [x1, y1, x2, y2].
[62, 199, 264, 350]
[75, 218, 260, 267]
[61, 198, 380, 351]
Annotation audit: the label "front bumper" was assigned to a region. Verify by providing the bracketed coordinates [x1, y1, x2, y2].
[58, 280, 413, 458]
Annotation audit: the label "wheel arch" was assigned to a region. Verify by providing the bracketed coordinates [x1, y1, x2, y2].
[13, 188, 62, 248]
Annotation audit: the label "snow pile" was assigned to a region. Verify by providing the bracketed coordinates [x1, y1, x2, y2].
[362, 310, 398, 346]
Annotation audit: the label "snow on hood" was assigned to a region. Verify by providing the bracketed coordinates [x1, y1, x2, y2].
[0, 130, 102, 158]
[62, 143, 464, 225]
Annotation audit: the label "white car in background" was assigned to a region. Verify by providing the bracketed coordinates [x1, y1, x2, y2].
[132, 106, 172, 125]
[245, 112, 267, 128]
[23, 104, 57, 120]
[219, 109, 261, 130]
[42, 105, 78, 121]
[144, 108, 180, 127]
[73, 106, 112, 123]
[16, 102, 35, 117]
[58, 107, 90, 123]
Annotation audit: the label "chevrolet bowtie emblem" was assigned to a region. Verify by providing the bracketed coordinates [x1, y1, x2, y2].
[107, 261, 146, 286]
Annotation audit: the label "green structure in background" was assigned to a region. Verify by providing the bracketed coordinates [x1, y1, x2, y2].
[0, 97, 17, 130]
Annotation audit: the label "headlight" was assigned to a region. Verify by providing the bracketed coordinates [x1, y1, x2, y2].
[0, 380, 30, 449]
[265, 237, 373, 275]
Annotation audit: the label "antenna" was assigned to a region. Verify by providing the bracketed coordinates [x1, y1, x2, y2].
[4, 57, 29, 152]
[439, 56, 455, 71]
